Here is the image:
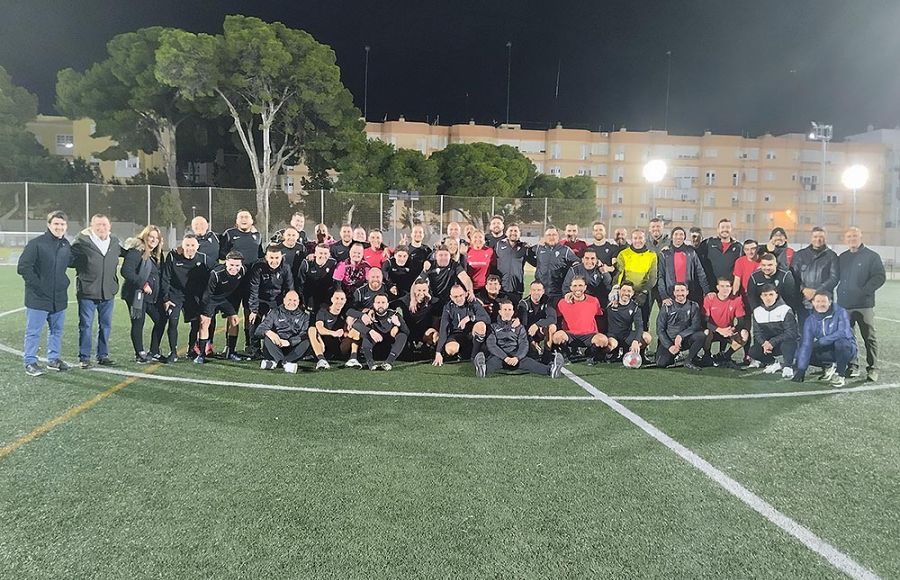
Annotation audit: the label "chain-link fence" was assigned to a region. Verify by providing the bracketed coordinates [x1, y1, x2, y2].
[2, 181, 896, 269]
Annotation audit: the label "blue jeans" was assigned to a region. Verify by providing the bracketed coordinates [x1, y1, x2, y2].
[23, 308, 66, 366]
[78, 298, 114, 361]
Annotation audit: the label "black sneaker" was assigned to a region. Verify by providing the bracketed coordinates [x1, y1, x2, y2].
[684, 362, 703, 371]
[193, 355, 206, 364]
[25, 363, 44, 377]
[550, 352, 564, 379]
[149, 352, 166, 362]
[79, 359, 93, 369]
[165, 353, 179, 364]
[135, 352, 153, 364]
[47, 359, 70, 372]
[225, 352, 245, 362]
[97, 357, 115, 366]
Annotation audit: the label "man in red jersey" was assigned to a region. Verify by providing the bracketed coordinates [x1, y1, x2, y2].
[563, 223, 588, 258]
[552, 276, 608, 364]
[703, 277, 749, 369]
[466, 230, 495, 291]
[732, 239, 761, 297]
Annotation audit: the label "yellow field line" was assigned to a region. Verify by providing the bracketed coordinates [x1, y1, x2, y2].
[0, 364, 161, 461]
[0, 327, 226, 462]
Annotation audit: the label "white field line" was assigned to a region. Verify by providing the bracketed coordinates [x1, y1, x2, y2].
[874, 316, 900, 324]
[562, 368, 880, 580]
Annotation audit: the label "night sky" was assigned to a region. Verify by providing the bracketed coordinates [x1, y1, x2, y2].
[1, 0, 899, 138]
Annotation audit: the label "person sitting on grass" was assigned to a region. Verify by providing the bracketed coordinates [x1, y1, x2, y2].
[432, 284, 491, 366]
[655, 282, 705, 371]
[748, 284, 799, 379]
[552, 276, 608, 365]
[702, 277, 749, 369]
[395, 279, 440, 354]
[474, 299, 565, 379]
[516, 280, 557, 358]
[791, 292, 858, 388]
[606, 282, 652, 362]
[353, 293, 409, 371]
[256, 290, 310, 374]
[196, 251, 246, 364]
[308, 290, 355, 371]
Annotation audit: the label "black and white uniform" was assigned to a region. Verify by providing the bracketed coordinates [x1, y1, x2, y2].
[750, 297, 799, 366]
[656, 299, 705, 368]
[353, 308, 409, 368]
[418, 261, 466, 305]
[436, 299, 491, 354]
[405, 244, 432, 277]
[382, 258, 418, 297]
[296, 257, 337, 313]
[516, 295, 557, 342]
[396, 296, 440, 343]
[493, 239, 529, 298]
[607, 301, 644, 348]
[315, 307, 347, 356]
[255, 305, 310, 364]
[529, 243, 579, 303]
[201, 264, 246, 318]
[155, 250, 210, 354]
[484, 319, 551, 376]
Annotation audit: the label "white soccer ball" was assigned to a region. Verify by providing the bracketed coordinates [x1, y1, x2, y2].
[622, 352, 642, 369]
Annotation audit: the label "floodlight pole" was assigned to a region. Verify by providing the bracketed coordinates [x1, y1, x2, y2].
[810, 122, 832, 227]
[505, 41, 512, 125]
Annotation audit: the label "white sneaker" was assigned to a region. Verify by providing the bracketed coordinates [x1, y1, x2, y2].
[550, 351, 564, 379]
[380, 363, 393, 371]
[819, 364, 837, 382]
[746, 359, 762, 369]
[316, 359, 330, 370]
[345, 358, 363, 369]
[763, 362, 782, 374]
[473, 352, 486, 378]
[781, 366, 794, 379]
[830, 375, 846, 388]
[283, 362, 298, 374]
[260, 360, 276, 370]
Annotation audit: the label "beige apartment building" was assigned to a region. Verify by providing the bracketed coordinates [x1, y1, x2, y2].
[344, 117, 889, 244]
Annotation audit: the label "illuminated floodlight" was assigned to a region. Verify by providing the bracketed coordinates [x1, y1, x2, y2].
[841, 165, 869, 191]
[642, 159, 667, 184]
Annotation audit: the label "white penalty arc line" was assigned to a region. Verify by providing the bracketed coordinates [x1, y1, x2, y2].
[562, 368, 880, 580]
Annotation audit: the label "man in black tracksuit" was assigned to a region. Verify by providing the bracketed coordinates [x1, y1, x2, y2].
[190, 216, 221, 269]
[256, 290, 311, 372]
[297, 244, 337, 313]
[353, 293, 409, 370]
[747, 253, 798, 312]
[350, 268, 393, 316]
[528, 227, 579, 305]
[248, 245, 295, 355]
[382, 246, 418, 298]
[219, 209, 264, 351]
[475, 275, 505, 323]
[655, 283, 705, 370]
[156, 233, 210, 362]
[433, 284, 491, 365]
[395, 279, 441, 351]
[837, 227, 886, 381]
[517, 280, 558, 355]
[197, 251, 247, 363]
[493, 223, 530, 299]
[699, 218, 742, 291]
[791, 226, 839, 327]
[606, 282, 652, 358]
[748, 284, 799, 375]
[563, 248, 613, 306]
[270, 212, 309, 247]
[473, 299, 564, 378]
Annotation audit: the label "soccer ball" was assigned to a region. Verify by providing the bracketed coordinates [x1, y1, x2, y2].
[622, 352, 642, 369]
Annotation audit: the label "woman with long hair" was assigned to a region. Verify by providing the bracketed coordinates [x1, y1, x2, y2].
[121, 225, 164, 363]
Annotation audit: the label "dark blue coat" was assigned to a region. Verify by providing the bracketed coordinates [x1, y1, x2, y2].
[795, 304, 858, 372]
[17, 230, 72, 313]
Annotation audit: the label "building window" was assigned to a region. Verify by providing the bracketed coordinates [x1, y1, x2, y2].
[705, 171, 717, 186]
[746, 213, 756, 224]
[705, 192, 716, 206]
[283, 176, 294, 194]
[580, 145, 589, 160]
[826, 194, 840, 204]
[55, 134, 74, 155]
[611, 209, 624, 219]
[614, 167, 625, 183]
[595, 164, 608, 176]
[763, 194, 772, 203]
[705, 148, 718, 158]
[577, 168, 590, 176]
[550, 166, 561, 176]
[614, 145, 625, 161]
[732, 172, 740, 186]
[535, 162, 544, 174]
[765, 171, 776, 181]
[551, 143, 561, 159]
[766, 150, 776, 160]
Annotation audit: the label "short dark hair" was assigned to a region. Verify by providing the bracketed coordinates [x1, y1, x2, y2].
[582, 248, 597, 258]
[716, 276, 733, 285]
[394, 245, 409, 254]
[811, 226, 825, 234]
[315, 243, 329, 251]
[760, 252, 777, 262]
[486, 274, 501, 283]
[225, 250, 244, 262]
[265, 244, 282, 253]
[491, 215, 504, 222]
[673, 282, 689, 289]
[530, 280, 544, 287]
[743, 239, 758, 246]
[620, 281, 635, 290]
[760, 283, 778, 294]
[183, 232, 198, 241]
[46, 211, 67, 223]
[813, 291, 831, 300]
[498, 298, 514, 307]
[718, 218, 732, 225]
[689, 227, 702, 234]
[434, 244, 450, 253]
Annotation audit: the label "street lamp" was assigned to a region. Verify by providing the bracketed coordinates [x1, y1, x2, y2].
[809, 121, 833, 226]
[841, 164, 869, 227]
[643, 159, 667, 219]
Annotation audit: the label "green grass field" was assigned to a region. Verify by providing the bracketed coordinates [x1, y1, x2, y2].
[0, 267, 898, 579]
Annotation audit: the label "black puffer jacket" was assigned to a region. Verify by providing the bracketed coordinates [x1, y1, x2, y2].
[752, 297, 798, 347]
[486, 319, 529, 359]
[837, 245, 886, 309]
[121, 238, 161, 306]
[791, 245, 839, 307]
[656, 299, 702, 349]
[657, 244, 710, 300]
[17, 229, 72, 313]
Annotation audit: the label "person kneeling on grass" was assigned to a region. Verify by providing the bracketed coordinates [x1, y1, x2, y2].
[473, 299, 564, 378]
[552, 276, 609, 365]
[606, 282, 652, 362]
[308, 290, 355, 370]
[791, 292, 858, 388]
[353, 294, 408, 370]
[748, 284, 799, 379]
[433, 284, 491, 366]
[655, 282, 705, 371]
[256, 290, 310, 373]
[703, 277, 749, 369]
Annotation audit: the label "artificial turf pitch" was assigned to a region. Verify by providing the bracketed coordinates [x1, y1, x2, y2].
[0, 268, 897, 578]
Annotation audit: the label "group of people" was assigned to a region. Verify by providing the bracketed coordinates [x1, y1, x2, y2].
[18, 208, 885, 387]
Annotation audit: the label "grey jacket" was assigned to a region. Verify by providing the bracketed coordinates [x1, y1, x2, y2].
[70, 228, 123, 301]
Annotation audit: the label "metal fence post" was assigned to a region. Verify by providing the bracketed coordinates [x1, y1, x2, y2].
[439, 195, 444, 236]
[207, 186, 213, 229]
[392, 198, 398, 247]
[491, 196, 495, 216]
[23, 182, 28, 234]
[147, 184, 151, 225]
[264, 188, 270, 242]
[85, 183, 90, 225]
[379, 192, 384, 232]
[320, 189, 325, 225]
[543, 197, 548, 230]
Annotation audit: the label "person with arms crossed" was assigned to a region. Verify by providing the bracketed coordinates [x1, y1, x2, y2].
[256, 290, 311, 373]
[747, 284, 799, 378]
[655, 282, 705, 371]
[432, 284, 490, 366]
